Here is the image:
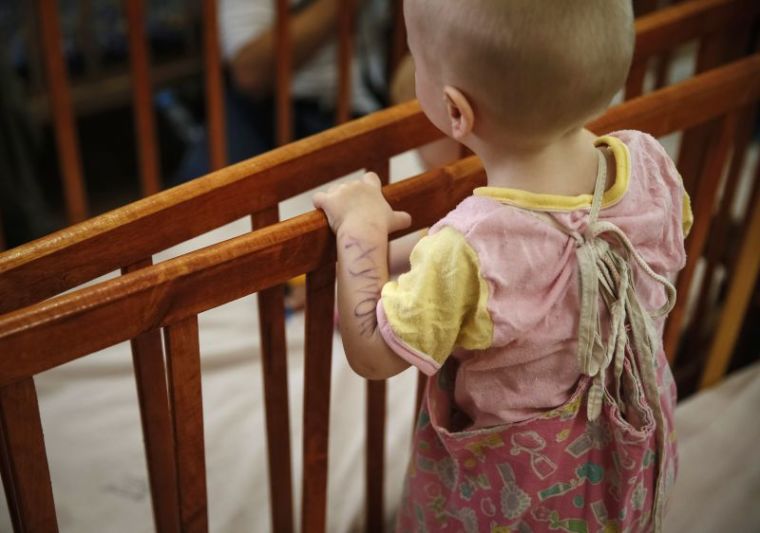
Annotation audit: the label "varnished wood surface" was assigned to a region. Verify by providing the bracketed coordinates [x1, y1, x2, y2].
[700, 190, 760, 389]
[686, 105, 756, 348]
[202, 0, 227, 170]
[164, 316, 208, 532]
[0, 379, 58, 532]
[365, 159, 389, 533]
[37, 0, 88, 224]
[124, 0, 162, 196]
[366, 379, 386, 533]
[251, 208, 295, 533]
[130, 328, 183, 533]
[0, 403, 20, 531]
[676, 24, 750, 195]
[633, 0, 760, 59]
[0, 101, 440, 314]
[5, 1, 755, 313]
[123, 260, 182, 533]
[27, 58, 202, 121]
[1, 56, 760, 384]
[301, 263, 337, 533]
[664, 112, 738, 362]
[626, 0, 759, 99]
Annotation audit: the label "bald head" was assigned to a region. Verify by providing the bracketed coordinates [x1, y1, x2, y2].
[406, 0, 635, 141]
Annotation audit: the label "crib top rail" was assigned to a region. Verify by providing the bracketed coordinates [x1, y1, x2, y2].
[633, 0, 760, 59]
[0, 102, 440, 312]
[2, 0, 758, 316]
[1, 53, 759, 388]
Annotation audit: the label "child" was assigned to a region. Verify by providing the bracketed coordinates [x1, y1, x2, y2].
[314, 1, 692, 531]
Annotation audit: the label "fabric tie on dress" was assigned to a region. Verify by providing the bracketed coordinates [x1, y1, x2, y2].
[543, 148, 676, 532]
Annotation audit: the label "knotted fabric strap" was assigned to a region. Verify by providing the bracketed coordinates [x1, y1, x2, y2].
[536, 148, 676, 532]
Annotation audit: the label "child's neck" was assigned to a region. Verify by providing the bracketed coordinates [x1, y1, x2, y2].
[476, 128, 602, 197]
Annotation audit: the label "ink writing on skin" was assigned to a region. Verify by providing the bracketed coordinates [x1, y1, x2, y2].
[344, 237, 381, 337]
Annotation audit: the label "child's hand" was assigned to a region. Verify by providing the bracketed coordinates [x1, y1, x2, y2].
[313, 172, 412, 235]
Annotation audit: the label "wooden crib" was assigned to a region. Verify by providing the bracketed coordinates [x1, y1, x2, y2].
[1, 2, 760, 533]
[3, 0, 758, 250]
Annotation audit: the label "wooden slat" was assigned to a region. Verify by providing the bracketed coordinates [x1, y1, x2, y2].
[0, 414, 21, 532]
[365, 157, 390, 533]
[653, 52, 673, 91]
[202, 0, 227, 169]
[699, 192, 760, 389]
[677, 22, 751, 191]
[4, 0, 758, 315]
[275, 0, 293, 145]
[28, 58, 203, 121]
[251, 208, 295, 533]
[633, 0, 760, 59]
[164, 316, 208, 532]
[301, 262, 337, 533]
[336, 0, 357, 125]
[588, 55, 760, 136]
[368, 159, 390, 186]
[36, 0, 88, 223]
[687, 105, 756, 345]
[664, 112, 739, 362]
[124, 0, 162, 196]
[0, 379, 58, 532]
[0, 100, 441, 314]
[624, 58, 649, 100]
[0, 155, 476, 385]
[725, 156, 760, 281]
[365, 380, 386, 533]
[676, 35, 731, 192]
[3, 56, 760, 383]
[123, 260, 181, 533]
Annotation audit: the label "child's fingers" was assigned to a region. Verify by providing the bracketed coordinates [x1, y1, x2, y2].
[390, 210, 413, 232]
[312, 191, 327, 209]
[362, 172, 382, 188]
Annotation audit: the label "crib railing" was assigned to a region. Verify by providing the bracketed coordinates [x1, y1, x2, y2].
[4, 0, 760, 312]
[2, 2, 760, 527]
[8, 0, 387, 237]
[3, 0, 758, 253]
[1, 54, 759, 533]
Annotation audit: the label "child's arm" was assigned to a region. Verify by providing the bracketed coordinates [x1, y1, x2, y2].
[313, 173, 412, 380]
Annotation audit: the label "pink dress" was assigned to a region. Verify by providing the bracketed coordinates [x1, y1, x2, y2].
[378, 131, 690, 532]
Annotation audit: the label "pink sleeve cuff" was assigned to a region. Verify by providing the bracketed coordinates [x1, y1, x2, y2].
[376, 301, 441, 376]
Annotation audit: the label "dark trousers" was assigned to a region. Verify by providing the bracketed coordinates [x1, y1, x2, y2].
[173, 85, 335, 184]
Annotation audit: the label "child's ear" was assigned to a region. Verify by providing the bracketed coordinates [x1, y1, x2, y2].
[443, 86, 474, 140]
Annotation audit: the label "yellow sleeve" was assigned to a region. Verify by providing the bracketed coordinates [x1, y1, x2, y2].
[682, 191, 693, 238]
[378, 226, 493, 374]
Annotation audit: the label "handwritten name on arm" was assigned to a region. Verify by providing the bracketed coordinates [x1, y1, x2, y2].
[343, 236, 383, 338]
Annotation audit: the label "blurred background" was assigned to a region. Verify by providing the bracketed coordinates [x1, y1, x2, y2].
[0, 0, 205, 245]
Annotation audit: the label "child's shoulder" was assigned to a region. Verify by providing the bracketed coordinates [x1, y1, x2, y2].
[608, 129, 682, 189]
[429, 195, 525, 238]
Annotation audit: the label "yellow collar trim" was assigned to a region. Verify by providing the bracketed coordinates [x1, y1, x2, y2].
[472, 135, 630, 212]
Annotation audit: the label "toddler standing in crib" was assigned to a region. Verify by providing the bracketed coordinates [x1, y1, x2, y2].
[314, 1, 692, 531]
